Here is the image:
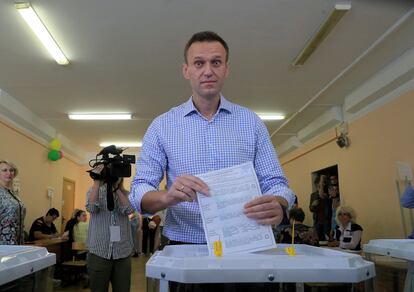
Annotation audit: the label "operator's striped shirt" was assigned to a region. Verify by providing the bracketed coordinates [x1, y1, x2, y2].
[86, 184, 134, 259]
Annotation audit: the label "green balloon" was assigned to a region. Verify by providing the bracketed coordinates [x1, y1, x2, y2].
[48, 150, 60, 161]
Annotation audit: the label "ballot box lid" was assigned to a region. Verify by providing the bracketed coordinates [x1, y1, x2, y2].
[363, 239, 414, 261]
[146, 244, 375, 284]
[0, 245, 56, 285]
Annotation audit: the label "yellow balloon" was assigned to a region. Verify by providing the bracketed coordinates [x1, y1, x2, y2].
[50, 139, 62, 150]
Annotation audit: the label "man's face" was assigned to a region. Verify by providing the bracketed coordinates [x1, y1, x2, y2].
[183, 41, 229, 100]
[46, 214, 58, 223]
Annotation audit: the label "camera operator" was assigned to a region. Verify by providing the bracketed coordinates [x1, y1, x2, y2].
[86, 164, 134, 292]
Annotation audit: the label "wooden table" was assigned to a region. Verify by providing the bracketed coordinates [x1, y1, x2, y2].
[25, 238, 69, 263]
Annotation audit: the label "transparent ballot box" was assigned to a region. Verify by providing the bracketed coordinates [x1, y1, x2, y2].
[0, 245, 56, 292]
[146, 244, 375, 292]
[364, 239, 414, 292]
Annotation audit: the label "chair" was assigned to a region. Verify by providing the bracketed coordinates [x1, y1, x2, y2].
[60, 242, 88, 287]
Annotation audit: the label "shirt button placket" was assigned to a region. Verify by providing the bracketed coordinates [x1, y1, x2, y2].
[206, 121, 214, 171]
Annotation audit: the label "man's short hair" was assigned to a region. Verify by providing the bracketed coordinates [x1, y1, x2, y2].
[289, 208, 305, 222]
[184, 31, 229, 63]
[46, 208, 60, 217]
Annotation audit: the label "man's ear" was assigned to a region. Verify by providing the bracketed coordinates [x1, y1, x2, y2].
[182, 63, 189, 80]
[225, 62, 230, 78]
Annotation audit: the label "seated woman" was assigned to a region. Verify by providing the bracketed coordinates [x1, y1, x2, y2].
[328, 206, 363, 250]
[276, 208, 319, 246]
[62, 209, 88, 259]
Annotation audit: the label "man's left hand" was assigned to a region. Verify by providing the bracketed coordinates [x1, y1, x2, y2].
[244, 195, 284, 226]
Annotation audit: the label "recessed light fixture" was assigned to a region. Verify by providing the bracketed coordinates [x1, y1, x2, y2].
[16, 2, 69, 65]
[100, 142, 142, 148]
[258, 114, 285, 121]
[68, 114, 132, 120]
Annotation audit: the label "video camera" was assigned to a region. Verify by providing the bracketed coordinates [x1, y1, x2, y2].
[88, 145, 135, 182]
[88, 145, 136, 211]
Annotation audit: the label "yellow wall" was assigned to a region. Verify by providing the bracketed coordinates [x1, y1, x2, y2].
[0, 121, 142, 233]
[0, 121, 90, 232]
[280, 90, 414, 243]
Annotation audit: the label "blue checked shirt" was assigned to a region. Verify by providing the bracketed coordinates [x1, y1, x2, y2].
[130, 96, 295, 243]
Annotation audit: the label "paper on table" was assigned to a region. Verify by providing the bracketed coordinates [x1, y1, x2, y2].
[196, 162, 276, 255]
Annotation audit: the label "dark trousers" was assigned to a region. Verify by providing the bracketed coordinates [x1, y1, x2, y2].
[142, 217, 157, 254]
[316, 222, 331, 241]
[87, 253, 131, 292]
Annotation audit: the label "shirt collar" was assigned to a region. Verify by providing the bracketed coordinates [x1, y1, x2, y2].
[182, 95, 233, 117]
[340, 222, 352, 232]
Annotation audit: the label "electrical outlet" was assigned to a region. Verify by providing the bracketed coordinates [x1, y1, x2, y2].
[47, 187, 54, 198]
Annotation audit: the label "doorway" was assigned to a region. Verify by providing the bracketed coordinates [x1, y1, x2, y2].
[61, 178, 75, 231]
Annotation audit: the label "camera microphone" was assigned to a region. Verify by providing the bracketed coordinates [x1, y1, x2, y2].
[98, 145, 123, 156]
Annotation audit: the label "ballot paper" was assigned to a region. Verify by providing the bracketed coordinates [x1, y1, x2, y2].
[196, 162, 276, 255]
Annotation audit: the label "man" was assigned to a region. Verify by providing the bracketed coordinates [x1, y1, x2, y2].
[131, 30, 294, 234]
[309, 175, 332, 241]
[130, 30, 295, 291]
[86, 165, 134, 292]
[28, 208, 59, 241]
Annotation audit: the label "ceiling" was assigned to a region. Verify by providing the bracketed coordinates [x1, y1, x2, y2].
[1, 0, 414, 163]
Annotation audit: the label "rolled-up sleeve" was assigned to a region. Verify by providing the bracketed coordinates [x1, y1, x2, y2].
[254, 118, 296, 208]
[85, 187, 100, 213]
[130, 118, 167, 213]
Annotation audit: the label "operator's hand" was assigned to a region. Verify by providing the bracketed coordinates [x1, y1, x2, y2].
[165, 174, 209, 206]
[244, 195, 284, 226]
[91, 164, 105, 185]
[92, 164, 104, 174]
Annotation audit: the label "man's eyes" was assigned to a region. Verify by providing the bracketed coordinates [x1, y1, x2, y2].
[193, 60, 222, 67]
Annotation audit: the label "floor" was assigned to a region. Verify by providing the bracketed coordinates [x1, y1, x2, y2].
[54, 254, 408, 292]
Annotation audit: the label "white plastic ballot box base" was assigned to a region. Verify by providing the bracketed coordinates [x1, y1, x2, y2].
[0, 245, 56, 291]
[364, 239, 414, 292]
[146, 244, 375, 292]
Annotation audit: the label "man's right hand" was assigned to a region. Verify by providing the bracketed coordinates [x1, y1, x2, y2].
[163, 174, 210, 207]
[311, 199, 319, 207]
[92, 164, 104, 175]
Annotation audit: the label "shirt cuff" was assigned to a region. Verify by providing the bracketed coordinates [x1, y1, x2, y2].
[264, 188, 296, 209]
[129, 184, 156, 213]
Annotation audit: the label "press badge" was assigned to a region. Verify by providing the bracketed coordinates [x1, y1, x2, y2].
[110, 225, 121, 242]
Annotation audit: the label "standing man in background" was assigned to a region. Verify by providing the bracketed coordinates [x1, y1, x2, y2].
[86, 165, 134, 292]
[309, 175, 332, 241]
[130, 31, 295, 291]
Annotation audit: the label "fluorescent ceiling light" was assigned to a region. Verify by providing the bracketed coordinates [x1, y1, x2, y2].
[292, 3, 351, 67]
[16, 2, 69, 65]
[258, 114, 285, 121]
[100, 142, 142, 148]
[68, 114, 132, 120]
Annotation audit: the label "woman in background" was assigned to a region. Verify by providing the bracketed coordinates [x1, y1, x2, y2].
[0, 160, 26, 244]
[329, 206, 363, 250]
[63, 209, 88, 243]
[62, 209, 88, 260]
